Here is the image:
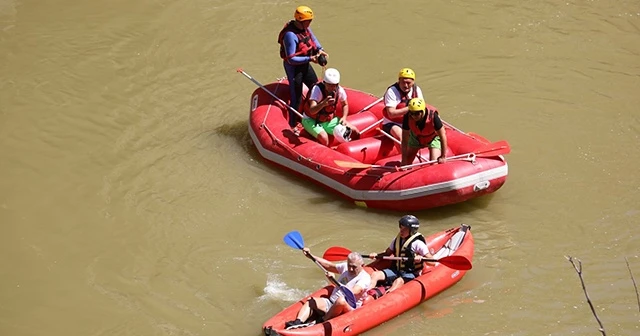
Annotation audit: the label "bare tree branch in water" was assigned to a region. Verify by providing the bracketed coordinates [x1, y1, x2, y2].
[565, 255, 606, 336]
[624, 257, 640, 313]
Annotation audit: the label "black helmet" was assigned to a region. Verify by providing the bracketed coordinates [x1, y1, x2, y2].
[399, 215, 420, 230]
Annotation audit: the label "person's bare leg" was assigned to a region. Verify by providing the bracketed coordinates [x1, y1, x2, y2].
[386, 277, 406, 293]
[316, 131, 329, 146]
[369, 270, 385, 287]
[430, 147, 442, 162]
[323, 297, 351, 321]
[402, 147, 419, 166]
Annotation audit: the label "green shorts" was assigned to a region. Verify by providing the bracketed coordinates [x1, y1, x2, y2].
[302, 117, 340, 138]
[408, 134, 441, 149]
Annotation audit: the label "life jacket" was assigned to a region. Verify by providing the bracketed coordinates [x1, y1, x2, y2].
[366, 286, 387, 300]
[301, 82, 340, 123]
[382, 83, 419, 123]
[392, 232, 426, 274]
[277, 20, 318, 60]
[408, 104, 439, 147]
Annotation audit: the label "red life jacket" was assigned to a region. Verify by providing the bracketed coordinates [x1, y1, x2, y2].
[382, 83, 419, 123]
[301, 82, 340, 123]
[408, 104, 439, 147]
[277, 20, 318, 60]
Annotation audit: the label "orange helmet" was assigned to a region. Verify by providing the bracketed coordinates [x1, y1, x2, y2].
[294, 6, 314, 21]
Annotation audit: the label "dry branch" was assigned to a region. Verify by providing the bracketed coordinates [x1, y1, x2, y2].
[565, 255, 606, 336]
[624, 257, 640, 313]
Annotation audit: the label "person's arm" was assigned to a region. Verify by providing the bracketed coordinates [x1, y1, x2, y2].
[338, 88, 349, 123]
[283, 32, 316, 65]
[369, 242, 394, 259]
[350, 275, 370, 296]
[401, 115, 411, 163]
[433, 112, 447, 163]
[308, 86, 330, 116]
[412, 240, 435, 266]
[302, 247, 338, 273]
[383, 89, 408, 119]
[308, 28, 327, 56]
[308, 98, 333, 116]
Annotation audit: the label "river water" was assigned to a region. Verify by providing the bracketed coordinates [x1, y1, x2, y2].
[1, 0, 639, 335]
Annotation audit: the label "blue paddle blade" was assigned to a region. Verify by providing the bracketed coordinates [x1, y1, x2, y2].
[340, 286, 357, 309]
[283, 231, 304, 250]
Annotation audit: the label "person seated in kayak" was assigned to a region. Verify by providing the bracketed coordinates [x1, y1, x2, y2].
[368, 215, 434, 294]
[285, 247, 371, 329]
[382, 68, 424, 145]
[401, 97, 448, 165]
[278, 5, 329, 129]
[302, 67, 359, 146]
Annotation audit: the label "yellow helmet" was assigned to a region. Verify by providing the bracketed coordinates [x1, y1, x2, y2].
[398, 68, 416, 80]
[408, 98, 426, 112]
[294, 6, 314, 21]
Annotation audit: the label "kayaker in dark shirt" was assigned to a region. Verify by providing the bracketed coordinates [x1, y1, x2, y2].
[368, 215, 434, 293]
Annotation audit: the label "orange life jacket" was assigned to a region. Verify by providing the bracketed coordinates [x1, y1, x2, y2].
[301, 82, 340, 123]
[408, 104, 439, 147]
[277, 20, 318, 60]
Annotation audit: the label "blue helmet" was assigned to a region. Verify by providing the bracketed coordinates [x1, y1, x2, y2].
[399, 215, 420, 232]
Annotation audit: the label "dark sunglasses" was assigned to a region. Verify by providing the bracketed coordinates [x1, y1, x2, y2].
[409, 110, 424, 117]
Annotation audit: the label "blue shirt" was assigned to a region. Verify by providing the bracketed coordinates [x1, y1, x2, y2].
[282, 28, 323, 65]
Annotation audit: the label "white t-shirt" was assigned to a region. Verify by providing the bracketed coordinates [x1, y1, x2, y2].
[382, 85, 424, 125]
[329, 262, 371, 307]
[304, 85, 348, 119]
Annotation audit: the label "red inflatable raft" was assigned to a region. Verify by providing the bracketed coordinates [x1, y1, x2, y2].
[244, 72, 509, 211]
[263, 224, 474, 336]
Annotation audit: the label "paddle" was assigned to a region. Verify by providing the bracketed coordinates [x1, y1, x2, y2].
[237, 68, 304, 119]
[323, 246, 472, 271]
[333, 140, 510, 170]
[359, 119, 383, 135]
[376, 127, 428, 162]
[283, 231, 357, 309]
[467, 132, 490, 144]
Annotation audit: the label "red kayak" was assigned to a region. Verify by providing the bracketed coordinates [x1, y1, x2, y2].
[263, 224, 474, 336]
[244, 72, 509, 211]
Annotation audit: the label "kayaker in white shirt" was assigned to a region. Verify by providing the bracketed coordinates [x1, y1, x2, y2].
[285, 248, 371, 329]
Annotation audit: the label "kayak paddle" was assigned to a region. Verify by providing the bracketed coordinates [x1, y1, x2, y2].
[283, 231, 357, 308]
[322, 246, 472, 271]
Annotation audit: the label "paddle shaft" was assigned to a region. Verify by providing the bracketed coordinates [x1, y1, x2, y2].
[376, 127, 428, 161]
[333, 152, 475, 170]
[306, 253, 343, 288]
[359, 119, 383, 135]
[322, 246, 472, 270]
[441, 120, 491, 144]
[283, 231, 358, 308]
[237, 68, 304, 119]
[368, 255, 443, 262]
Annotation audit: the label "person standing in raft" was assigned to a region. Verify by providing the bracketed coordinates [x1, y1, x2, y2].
[368, 215, 434, 294]
[401, 97, 447, 165]
[285, 247, 370, 329]
[382, 68, 424, 144]
[303, 68, 360, 146]
[277, 5, 329, 129]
